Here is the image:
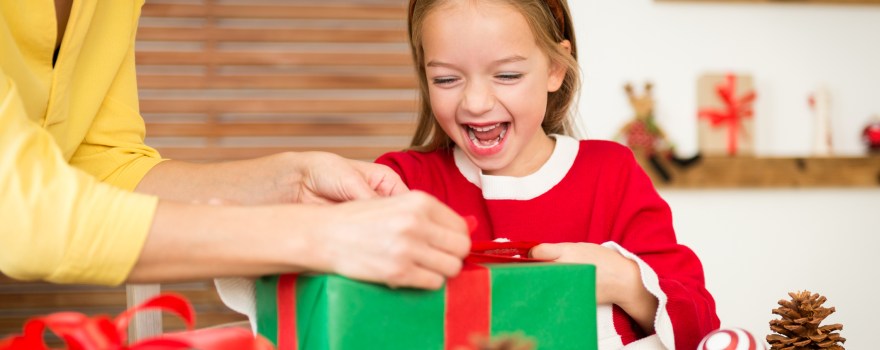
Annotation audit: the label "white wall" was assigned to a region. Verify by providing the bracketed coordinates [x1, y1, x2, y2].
[663, 189, 880, 349]
[567, 1, 880, 348]
[569, 0, 880, 156]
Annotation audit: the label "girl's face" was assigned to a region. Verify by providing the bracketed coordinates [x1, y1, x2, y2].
[421, 1, 568, 177]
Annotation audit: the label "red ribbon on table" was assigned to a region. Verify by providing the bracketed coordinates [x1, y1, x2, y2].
[698, 73, 757, 155]
[0, 293, 273, 350]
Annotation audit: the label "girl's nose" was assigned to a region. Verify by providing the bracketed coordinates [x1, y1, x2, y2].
[461, 81, 495, 116]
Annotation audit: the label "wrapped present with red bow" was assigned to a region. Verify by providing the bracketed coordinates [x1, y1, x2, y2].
[697, 73, 757, 156]
[255, 241, 597, 350]
[0, 293, 273, 350]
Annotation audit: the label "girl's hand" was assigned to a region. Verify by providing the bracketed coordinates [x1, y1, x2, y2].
[530, 242, 658, 333]
[529, 243, 636, 305]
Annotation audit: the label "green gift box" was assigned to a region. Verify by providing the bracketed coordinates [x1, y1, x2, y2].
[256, 263, 597, 350]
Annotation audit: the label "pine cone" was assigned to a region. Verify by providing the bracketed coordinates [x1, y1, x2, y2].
[767, 291, 845, 350]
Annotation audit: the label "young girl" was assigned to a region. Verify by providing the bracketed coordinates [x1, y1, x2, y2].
[376, 0, 720, 348]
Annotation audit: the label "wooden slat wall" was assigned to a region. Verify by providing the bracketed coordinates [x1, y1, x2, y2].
[137, 0, 418, 162]
[1, 0, 417, 342]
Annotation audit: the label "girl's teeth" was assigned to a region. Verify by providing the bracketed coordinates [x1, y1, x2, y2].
[467, 123, 508, 148]
[470, 123, 500, 132]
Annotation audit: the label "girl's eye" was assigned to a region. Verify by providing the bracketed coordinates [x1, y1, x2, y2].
[496, 73, 523, 82]
[432, 77, 459, 86]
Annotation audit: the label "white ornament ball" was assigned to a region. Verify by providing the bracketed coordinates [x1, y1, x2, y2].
[698, 328, 766, 350]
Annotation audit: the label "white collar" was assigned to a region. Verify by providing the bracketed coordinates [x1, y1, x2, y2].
[453, 134, 579, 200]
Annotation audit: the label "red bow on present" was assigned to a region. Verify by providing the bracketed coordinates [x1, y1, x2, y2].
[698, 73, 757, 155]
[0, 293, 273, 350]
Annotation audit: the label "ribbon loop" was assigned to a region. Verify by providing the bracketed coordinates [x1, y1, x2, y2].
[0, 293, 272, 350]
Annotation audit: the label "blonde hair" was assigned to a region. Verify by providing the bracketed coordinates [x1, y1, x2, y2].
[407, 0, 580, 151]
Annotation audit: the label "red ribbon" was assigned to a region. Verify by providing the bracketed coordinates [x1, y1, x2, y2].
[444, 264, 490, 350]
[698, 73, 757, 155]
[0, 293, 272, 350]
[276, 274, 299, 350]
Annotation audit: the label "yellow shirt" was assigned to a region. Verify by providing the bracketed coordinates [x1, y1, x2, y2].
[0, 0, 162, 285]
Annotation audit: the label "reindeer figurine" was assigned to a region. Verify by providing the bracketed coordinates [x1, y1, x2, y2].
[615, 82, 676, 182]
[617, 83, 671, 155]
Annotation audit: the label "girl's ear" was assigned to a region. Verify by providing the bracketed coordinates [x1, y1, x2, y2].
[547, 40, 572, 92]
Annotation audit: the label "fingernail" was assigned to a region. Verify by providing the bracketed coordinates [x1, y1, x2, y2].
[464, 215, 478, 233]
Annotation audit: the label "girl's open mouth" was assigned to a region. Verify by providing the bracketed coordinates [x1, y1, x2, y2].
[466, 122, 509, 149]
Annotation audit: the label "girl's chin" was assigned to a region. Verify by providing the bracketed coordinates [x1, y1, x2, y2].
[460, 144, 513, 175]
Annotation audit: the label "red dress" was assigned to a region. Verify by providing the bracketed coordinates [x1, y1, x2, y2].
[376, 136, 719, 349]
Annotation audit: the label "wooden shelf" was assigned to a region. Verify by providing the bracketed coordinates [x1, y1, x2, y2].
[640, 155, 880, 188]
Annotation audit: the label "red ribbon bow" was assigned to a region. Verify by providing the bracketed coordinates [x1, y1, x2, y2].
[0, 293, 273, 350]
[698, 73, 757, 155]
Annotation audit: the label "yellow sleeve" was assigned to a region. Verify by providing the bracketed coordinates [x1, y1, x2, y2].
[0, 70, 158, 285]
[68, 8, 165, 191]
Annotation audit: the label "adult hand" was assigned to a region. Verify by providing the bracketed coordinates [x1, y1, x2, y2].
[305, 191, 470, 290]
[286, 152, 407, 204]
[136, 151, 406, 206]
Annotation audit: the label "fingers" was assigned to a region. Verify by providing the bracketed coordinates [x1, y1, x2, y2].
[384, 237, 463, 290]
[376, 172, 409, 196]
[330, 161, 408, 201]
[385, 265, 447, 290]
[425, 220, 471, 260]
[338, 176, 379, 201]
[318, 191, 470, 290]
[346, 232, 460, 290]
[529, 243, 564, 260]
[407, 191, 470, 258]
[383, 194, 470, 289]
[355, 161, 410, 197]
[414, 191, 467, 235]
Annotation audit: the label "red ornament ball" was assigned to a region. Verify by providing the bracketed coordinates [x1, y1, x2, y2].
[698, 328, 766, 350]
[864, 118, 880, 151]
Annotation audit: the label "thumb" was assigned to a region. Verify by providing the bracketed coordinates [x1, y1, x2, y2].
[529, 243, 564, 261]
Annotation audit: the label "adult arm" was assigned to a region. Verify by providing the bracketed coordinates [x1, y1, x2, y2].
[132, 191, 469, 289]
[135, 152, 407, 205]
[1, 71, 469, 288]
[0, 70, 155, 285]
[66, 15, 406, 205]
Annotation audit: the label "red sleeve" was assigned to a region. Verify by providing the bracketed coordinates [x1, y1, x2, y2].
[604, 145, 720, 349]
